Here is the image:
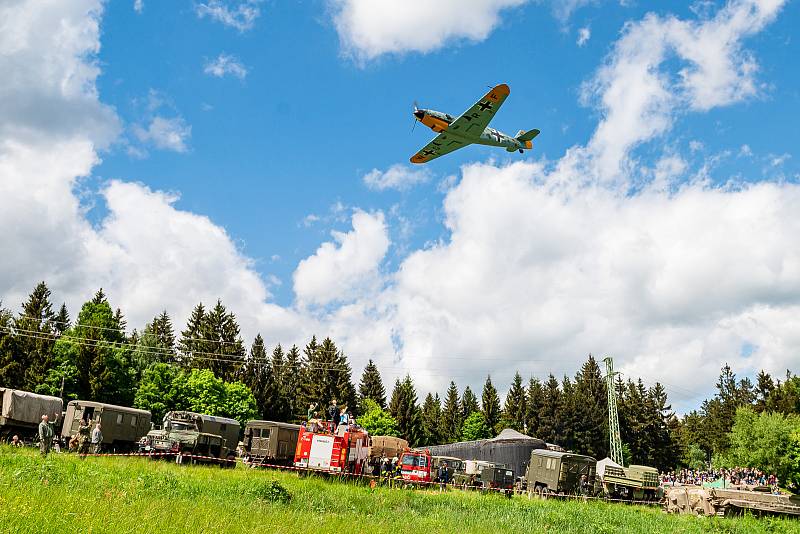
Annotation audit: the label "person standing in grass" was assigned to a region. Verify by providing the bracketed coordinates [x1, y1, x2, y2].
[38, 415, 54, 457]
[91, 423, 103, 454]
[78, 418, 92, 458]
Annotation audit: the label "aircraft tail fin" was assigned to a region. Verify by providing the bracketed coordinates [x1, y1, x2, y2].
[515, 128, 540, 142]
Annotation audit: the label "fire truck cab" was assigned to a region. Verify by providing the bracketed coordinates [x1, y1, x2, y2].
[294, 422, 370, 474]
[400, 449, 433, 484]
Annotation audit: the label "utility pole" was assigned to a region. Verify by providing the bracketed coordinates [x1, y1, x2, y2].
[603, 356, 624, 466]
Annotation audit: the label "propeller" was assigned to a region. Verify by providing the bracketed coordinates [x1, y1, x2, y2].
[411, 100, 420, 133]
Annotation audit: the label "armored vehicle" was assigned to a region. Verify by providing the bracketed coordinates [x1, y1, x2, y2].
[61, 400, 151, 452]
[243, 420, 301, 466]
[140, 411, 240, 466]
[525, 449, 597, 497]
[0, 388, 62, 442]
[598, 458, 660, 500]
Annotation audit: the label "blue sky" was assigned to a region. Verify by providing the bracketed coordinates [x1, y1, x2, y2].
[89, 0, 799, 307]
[2, 0, 800, 410]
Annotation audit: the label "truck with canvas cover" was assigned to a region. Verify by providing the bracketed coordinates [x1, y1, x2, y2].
[0, 388, 62, 441]
[140, 411, 240, 466]
[61, 400, 151, 452]
[525, 449, 596, 497]
[243, 420, 301, 466]
[294, 422, 370, 474]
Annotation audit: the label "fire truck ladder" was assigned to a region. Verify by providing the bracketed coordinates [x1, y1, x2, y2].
[603, 356, 624, 466]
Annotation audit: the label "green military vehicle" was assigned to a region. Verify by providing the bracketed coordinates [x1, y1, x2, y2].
[242, 420, 301, 467]
[525, 449, 597, 498]
[598, 458, 660, 500]
[140, 411, 240, 467]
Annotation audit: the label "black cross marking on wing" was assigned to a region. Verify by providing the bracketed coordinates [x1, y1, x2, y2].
[477, 101, 493, 112]
[422, 149, 436, 157]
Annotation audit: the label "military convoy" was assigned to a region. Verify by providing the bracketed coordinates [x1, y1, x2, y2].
[140, 411, 240, 466]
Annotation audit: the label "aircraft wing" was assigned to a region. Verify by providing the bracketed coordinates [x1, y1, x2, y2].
[410, 132, 471, 164]
[446, 83, 510, 139]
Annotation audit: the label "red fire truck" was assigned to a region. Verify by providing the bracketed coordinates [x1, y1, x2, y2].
[293, 422, 370, 474]
[400, 449, 433, 484]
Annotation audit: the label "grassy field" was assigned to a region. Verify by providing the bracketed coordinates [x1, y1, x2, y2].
[1, 447, 797, 533]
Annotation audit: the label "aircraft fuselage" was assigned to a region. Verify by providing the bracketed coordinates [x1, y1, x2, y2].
[414, 109, 532, 152]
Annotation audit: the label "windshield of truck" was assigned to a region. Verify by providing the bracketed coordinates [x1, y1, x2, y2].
[402, 453, 428, 468]
[170, 421, 193, 431]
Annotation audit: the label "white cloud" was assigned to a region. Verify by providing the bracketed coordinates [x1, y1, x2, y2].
[133, 0, 143, 13]
[195, 0, 262, 32]
[330, 0, 529, 62]
[577, 0, 785, 184]
[203, 53, 248, 79]
[293, 211, 390, 307]
[132, 116, 191, 153]
[739, 144, 753, 157]
[577, 26, 591, 46]
[363, 164, 432, 191]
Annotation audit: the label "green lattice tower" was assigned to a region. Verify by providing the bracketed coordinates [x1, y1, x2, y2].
[603, 356, 624, 465]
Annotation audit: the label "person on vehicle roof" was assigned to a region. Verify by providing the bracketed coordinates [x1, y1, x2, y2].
[328, 399, 338, 432]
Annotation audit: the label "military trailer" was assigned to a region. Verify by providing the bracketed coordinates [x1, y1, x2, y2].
[243, 420, 301, 466]
[598, 458, 660, 500]
[140, 411, 240, 466]
[61, 400, 151, 452]
[525, 449, 597, 497]
[479, 466, 515, 495]
[0, 388, 62, 442]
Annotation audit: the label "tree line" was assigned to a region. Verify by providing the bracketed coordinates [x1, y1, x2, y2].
[5, 281, 798, 476]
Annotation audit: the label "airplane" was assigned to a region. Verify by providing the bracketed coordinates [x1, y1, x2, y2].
[410, 83, 539, 164]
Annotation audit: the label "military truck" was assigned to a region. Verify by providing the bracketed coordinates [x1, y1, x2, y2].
[0, 388, 62, 442]
[242, 420, 301, 466]
[432, 455, 464, 483]
[598, 458, 660, 500]
[140, 411, 240, 466]
[479, 466, 515, 496]
[525, 449, 597, 498]
[61, 400, 151, 452]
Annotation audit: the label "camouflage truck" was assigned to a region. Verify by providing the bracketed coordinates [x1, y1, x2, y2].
[525, 449, 597, 498]
[242, 420, 301, 466]
[598, 458, 660, 501]
[0, 388, 62, 442]
[140, 411, 240, 466]
[61, 400, 151, 452]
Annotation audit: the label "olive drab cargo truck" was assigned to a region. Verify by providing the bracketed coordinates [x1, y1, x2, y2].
[0, 388, 63, 442]
[61, 400, 151, 452]
[140, 411, 240, 466]
[525, 449, 597, 498]
[243, 420, 301, 466]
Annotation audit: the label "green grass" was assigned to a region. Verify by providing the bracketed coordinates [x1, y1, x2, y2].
[1, 447, 796, 534]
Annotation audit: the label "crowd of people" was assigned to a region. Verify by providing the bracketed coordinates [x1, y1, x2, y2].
[661, 467, 780, 491]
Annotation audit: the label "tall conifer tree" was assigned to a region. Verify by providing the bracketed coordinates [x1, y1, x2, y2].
[481, 375, 501, 436]
[440, 381, 462, 443]
[358, 359, 386, 409]
[14, 282, 56, 391]
[526, 377, 543, 438]
[389, 375, 422, 446]
[501, 372, 527, 432]
[420, 393, 442, 446]
[461, 386, 479, 419]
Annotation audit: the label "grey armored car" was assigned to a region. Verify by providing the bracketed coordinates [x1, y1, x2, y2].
[140, 411, 240, 466]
